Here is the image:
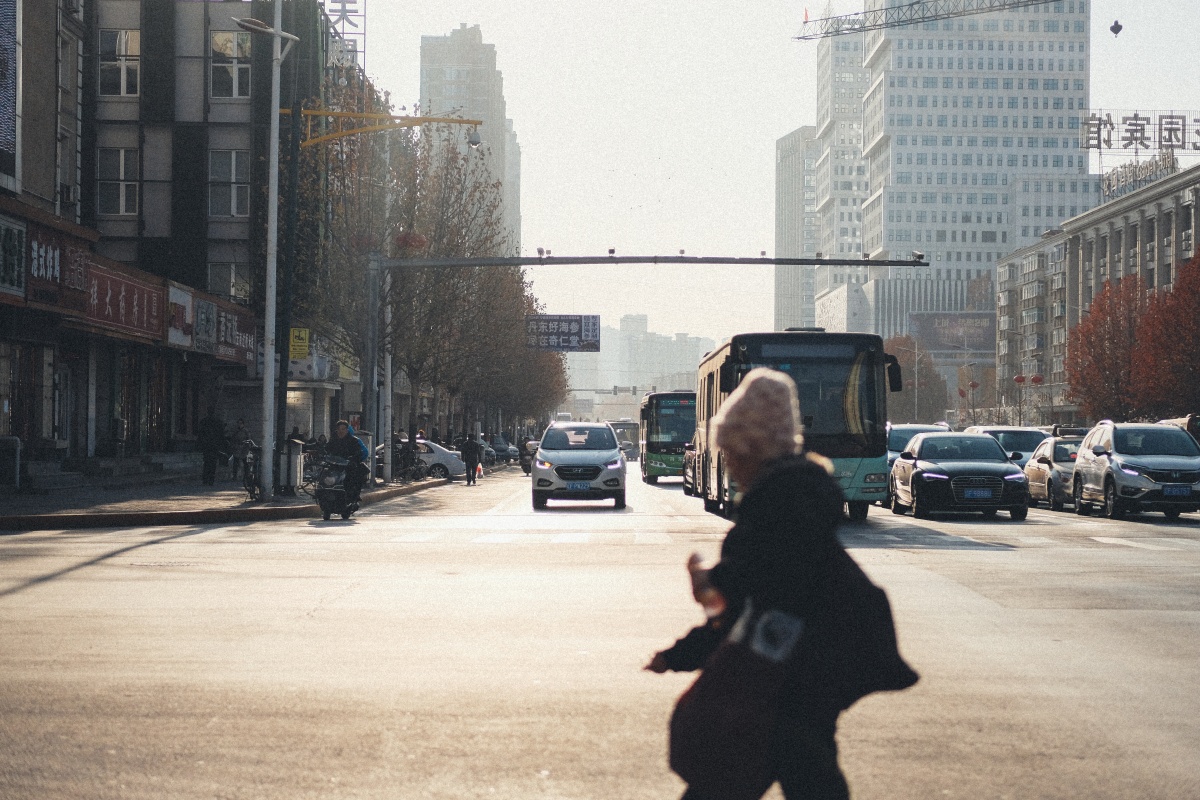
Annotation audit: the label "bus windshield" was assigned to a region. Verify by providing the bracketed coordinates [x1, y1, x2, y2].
[645, 396, 696, 453]
[739, 346, 883, 458]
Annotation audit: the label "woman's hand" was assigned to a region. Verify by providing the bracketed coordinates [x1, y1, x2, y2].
[688, 553, 727, 618]
[643, 652, 670, 673]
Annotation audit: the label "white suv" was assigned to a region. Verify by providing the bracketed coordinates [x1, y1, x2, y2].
[532, 423, 627, 510]
[1073, 422, 1200, 520]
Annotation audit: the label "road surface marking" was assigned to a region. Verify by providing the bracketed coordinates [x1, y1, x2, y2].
[550, 532, 590, 544]
[1091, 537, 1178, 550]
[634, 531, 674, 545]
[1015, 536, 1056, 545]
[1144, 537, 1200, 549]
[391, 532, 442, 542]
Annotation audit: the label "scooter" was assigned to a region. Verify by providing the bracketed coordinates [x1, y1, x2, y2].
[519, 441, 536, 475]
[315, 454, 360, 520]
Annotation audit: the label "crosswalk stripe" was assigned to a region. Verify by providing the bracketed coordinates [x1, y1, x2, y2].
[391, 532, 442, 542]
[550, 532, 590, 543]
[1015, 536, 1056, 545]
[1144, 537, 1200, 549]
[634, 531, 674, 545]
[1091, 536, 1179, 550]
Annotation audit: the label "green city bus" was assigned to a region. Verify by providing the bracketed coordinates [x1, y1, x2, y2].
[638, 391, 697, 484]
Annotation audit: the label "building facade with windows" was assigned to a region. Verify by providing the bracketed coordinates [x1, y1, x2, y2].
[861, 0, 1098, 270]
[774, 125, 818, 329]
[420, 24, 521, 254]
[991, 159, 1200, 425]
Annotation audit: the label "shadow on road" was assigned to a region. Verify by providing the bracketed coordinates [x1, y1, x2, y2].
[839, 517, 1016, 551]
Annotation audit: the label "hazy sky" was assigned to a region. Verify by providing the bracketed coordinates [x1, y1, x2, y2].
[367, 1, 1200, 344]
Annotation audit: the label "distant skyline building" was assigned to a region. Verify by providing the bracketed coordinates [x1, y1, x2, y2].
[420, 24, 521, 254]
[774, 126, 818, 329]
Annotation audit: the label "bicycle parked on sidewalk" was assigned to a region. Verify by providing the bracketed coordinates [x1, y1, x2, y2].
[239, 439, 262, 500]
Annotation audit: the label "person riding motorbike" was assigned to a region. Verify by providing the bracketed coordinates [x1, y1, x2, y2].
[326, 420, 367, 501]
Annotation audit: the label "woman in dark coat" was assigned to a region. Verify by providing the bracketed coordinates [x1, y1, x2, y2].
[646, 368, 917, 800]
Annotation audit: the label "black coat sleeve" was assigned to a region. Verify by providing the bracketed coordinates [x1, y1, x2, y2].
[659, 620, 726, 672]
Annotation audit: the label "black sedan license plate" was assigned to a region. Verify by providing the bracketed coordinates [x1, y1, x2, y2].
[567, 481, 591, 491]
[1163, 485, 1191, 497]
[964, 488, 993, 499]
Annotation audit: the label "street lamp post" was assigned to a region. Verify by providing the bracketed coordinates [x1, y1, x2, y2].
[234, 13, 298, 498]
[892, 343, 922, 422]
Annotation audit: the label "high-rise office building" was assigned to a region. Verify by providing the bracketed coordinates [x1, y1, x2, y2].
[861, 0, 1097, 269]
[779, 1, 1099, 339]
[420, 24, 521, 254]
[774, 126, 818, 329]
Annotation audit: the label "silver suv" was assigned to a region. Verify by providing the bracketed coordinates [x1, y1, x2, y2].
[1073, 422, 1200, 520]
[532, 422, 627, 510]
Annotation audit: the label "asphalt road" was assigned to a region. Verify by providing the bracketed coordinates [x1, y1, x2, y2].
[1, 469, 1198, 799]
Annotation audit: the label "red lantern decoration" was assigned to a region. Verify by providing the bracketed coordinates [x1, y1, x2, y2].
[968, 381, 980, 390]
[958, 388, 967, 398]
[1030, 374, 1044, 385]
[1013, 374, 1026, 384]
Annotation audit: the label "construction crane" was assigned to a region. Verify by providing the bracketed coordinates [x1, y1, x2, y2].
[796, 0, 1056, 40]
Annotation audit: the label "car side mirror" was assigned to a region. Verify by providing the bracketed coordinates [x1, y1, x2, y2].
[899, 451, 916, 461]
[1010, 451, 1023, 461]
[684, 443, 696, 452]
[1091, 444, 1108, 456]
[1036, 455, 1052, 465]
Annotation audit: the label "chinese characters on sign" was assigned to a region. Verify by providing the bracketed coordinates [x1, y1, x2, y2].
[1101, 150, 1179, 202]
[86, 262, 163, 340]
[1084, 110, 1200, 152]
[321, 0, 365, 68]
[910, 312, 997, 354]
[26, 226, 90, 315]
[525, 314, 601, 352]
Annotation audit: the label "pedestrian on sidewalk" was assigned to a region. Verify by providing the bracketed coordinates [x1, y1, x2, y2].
[460, 436, 481, 485]
[645, 368, 917, 800]
[197, 408, 227, 486]
[228, 418, 250, 480]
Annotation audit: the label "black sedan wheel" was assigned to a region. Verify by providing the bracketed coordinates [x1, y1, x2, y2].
[1009, 504, 1028, 521]
[912, 485, 932, 519]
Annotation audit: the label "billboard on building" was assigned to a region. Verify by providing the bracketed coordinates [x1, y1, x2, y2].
[525, 314, 600, 352]
[909, 312, 996, 354]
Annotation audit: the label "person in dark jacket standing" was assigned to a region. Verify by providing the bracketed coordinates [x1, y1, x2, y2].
[460, 436, 481, 486]
[196, 408, 227, 486]
[646, 368, 917, 800]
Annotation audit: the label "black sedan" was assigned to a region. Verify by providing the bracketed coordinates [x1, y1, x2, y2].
[891, 432, 1029, 520]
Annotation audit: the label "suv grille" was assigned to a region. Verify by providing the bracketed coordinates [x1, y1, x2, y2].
[555, 465, 602, 481]
[1144, 469, 1200, 484]
[951, 475, 1003, 502]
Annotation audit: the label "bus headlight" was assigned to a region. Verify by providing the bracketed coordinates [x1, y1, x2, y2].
[864, 473, 888, 483]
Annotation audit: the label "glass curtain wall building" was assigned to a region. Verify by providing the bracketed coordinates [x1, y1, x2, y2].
[861, 0, 1098, 269]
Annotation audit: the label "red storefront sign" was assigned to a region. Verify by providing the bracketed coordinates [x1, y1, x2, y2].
[193, 295, 257, 368]
[86, 262, 164, 341]
[25, 225, 90, 316]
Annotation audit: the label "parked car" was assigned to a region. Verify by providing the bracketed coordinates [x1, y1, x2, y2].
[489, 434, 520, 463]
[883, 423, 951, 508]
[1073, 421, 1200, 520]
[963, 425, 1050, 469]
[1023, 435, 1083, 511]
[532, 422, 626, 510]
[381, 438, 467, 479]
[890, 432, 1029, 520]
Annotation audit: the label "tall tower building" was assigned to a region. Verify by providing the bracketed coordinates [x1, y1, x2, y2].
[420, 24, 520, 254]
[774, 126, 818, 329]
[860, 0, 1097, 270]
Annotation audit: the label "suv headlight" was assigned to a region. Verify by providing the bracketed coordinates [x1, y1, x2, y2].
[536, 458, 554, 469]
[1119, 462, 1147, 477]
[606, 458, 623, 470]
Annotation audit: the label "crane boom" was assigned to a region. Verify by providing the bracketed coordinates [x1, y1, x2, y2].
[796, 0, 1055, 40]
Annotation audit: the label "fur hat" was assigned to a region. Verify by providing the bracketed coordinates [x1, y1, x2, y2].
[712, 368, 804, 464]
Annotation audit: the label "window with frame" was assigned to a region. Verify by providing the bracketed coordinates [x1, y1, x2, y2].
[211, 31, 251, 98]
[97, 148, 139, 215]
[99, 30, 140, 96]
[0, 218, 26, 296]
[208, 263, 251, 303]
[209, 150, 249, 217]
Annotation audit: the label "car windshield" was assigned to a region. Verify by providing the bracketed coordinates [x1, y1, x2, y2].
[1116, 428, 1200, 457]
[1053, 441, 1080, 462]
[918, 436, 1007, 461]
[541, 427, 618, 451]
[888, 427, 940, 451]
[990, 430, 1048, 453]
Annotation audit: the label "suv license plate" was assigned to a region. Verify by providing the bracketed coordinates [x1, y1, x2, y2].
[567, 481, 591, 491]
[1163, 485, 1191, 497]
[964, 488, 993, 499]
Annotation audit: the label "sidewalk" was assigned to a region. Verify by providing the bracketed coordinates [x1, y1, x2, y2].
[0, 469, 469, 533]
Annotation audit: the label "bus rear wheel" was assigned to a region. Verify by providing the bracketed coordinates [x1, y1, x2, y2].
[847, 501, 869, 521]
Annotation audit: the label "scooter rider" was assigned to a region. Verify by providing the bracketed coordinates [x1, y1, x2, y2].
[327, 420, 366, 501]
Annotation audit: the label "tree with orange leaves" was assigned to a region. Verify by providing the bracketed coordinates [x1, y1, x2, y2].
[1065, 273, 1148, 421]
[1130, 256, 1200, 419]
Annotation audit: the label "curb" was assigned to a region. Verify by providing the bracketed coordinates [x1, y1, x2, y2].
[0, 478, 450, 533]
